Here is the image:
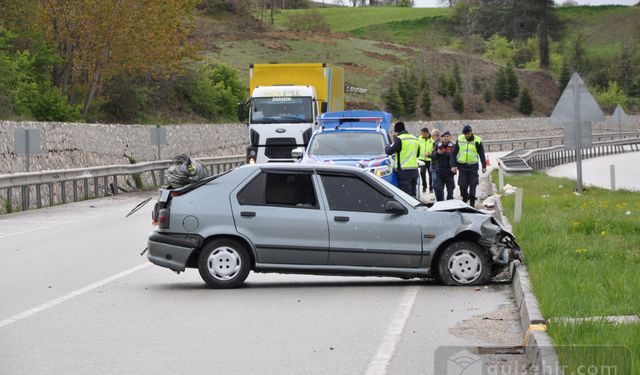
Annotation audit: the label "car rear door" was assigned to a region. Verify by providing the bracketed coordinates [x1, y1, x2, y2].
[231, 169, 329, 265]
[318, 172, 422, 268]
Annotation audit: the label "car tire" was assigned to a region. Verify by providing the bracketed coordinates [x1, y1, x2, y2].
[198, 238, 250, 289]
[436, 241, 491, 286]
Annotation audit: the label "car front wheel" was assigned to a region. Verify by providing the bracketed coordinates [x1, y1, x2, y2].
[198, 238, 250, 289]
[437, 241, 490, 286]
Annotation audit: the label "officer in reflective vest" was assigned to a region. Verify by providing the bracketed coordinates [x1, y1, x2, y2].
[417, 128, 431, 193]
[385, 122, 420, 197]
[450, 124, 486, 208]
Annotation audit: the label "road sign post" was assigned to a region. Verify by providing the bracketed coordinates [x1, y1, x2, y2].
[149, 126, 167, 160]
[15, 128, 42, 172]
[550, 73, 604, 194]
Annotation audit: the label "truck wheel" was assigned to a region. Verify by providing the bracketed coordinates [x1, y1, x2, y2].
[198, 238, 250, 289]
[437, 241, 490, 286]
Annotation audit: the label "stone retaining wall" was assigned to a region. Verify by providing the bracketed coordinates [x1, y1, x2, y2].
[1, 117, 639, 174]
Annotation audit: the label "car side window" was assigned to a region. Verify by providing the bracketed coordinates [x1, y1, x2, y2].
[238, 171, 318, 209]
[321, 174, 390, 213]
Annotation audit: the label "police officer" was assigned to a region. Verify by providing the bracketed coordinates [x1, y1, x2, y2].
[450, 125, 486, 208]
[386, 122, 419, 197]
[417, 127, 431, 193]
[430, 132, 455, 201]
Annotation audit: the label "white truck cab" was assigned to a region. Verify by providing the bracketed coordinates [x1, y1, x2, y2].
[247, 85, 319, 163]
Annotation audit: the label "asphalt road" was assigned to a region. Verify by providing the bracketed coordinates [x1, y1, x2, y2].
[0, 193, 529, 375]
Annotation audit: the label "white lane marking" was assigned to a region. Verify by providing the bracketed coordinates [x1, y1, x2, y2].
[365, 285, 420, 375]
[0, 210, 131, 240]
[0, 263, 151, 329]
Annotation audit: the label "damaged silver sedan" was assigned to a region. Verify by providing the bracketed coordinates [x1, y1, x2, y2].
[147, 164, 521, 288]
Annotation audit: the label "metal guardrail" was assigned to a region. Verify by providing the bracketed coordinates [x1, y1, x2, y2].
[0, 155, 245, 213]
[498, 138, 640, 174]
[483, 131, 640, 152]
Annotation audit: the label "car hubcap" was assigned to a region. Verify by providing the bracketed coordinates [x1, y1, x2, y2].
[207, 247, 241, 281]
[448, 249, 482, 284]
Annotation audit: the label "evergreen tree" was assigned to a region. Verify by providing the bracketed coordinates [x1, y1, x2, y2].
[419, 71, 430, 92]
[447, 75, 457, 97]
[403, 69, 419, 115]
[421, 88, 431, 117]
[484, 87, 492, 103]
[494, 68, 509, 102]
[437, 72, 449, 97]
[452, 62, 462, 91]
[506, 63, 519, 100]
[519, 87, 533, 115]
[559, 60, 571, 92]
[383, 83, 405, 118]
[452, 89, 464, 114]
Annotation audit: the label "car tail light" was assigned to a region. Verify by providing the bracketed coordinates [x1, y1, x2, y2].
[157, 208, 170, 229]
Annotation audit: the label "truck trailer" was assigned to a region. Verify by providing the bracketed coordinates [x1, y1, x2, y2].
[245, 63, 344, 163]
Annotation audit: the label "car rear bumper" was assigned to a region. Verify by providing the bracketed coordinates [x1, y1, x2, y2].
[147, 232, 201, 272]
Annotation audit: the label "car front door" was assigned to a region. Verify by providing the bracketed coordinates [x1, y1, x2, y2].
[318, 172, 422, 268]
[231, 169, 329, 265]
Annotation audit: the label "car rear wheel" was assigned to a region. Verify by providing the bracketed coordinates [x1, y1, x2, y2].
[436, 241, 490, 286]
[198, 238, 250, 289]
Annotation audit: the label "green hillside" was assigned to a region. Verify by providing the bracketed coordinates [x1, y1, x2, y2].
[555, 5, 640, 58]
[273, 6, 452, 32]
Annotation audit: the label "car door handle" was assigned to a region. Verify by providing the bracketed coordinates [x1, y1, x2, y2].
[334, 216, 349, 222]
[241, 211, 256, 218]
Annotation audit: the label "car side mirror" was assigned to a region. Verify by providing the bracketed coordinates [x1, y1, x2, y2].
[291, 147, 304, 159]
[237, 101, 247, 122]
[321, 101, 328, 113]
[385, 200, 407, 215]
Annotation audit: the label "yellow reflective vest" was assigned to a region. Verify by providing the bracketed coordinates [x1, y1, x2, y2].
[396, 133, 419, 170]
[456, 134, 482, 164]
[418, 136, 435, 162]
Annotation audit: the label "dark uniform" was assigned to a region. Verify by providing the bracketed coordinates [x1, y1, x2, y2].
[385, 122, 419, 197]
[430, 141, 455, 201]
[450, 125, 486, 207]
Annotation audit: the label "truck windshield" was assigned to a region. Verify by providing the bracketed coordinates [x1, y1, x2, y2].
[309, 133, 386, 157]
[250, 97, 313, 124]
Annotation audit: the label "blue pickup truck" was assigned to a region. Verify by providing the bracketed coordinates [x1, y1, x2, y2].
[295, 110, 398, 186]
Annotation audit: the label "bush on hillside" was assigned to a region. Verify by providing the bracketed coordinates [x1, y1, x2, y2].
[421, 88, 431, 117]
[594, 81, 628, 113]
[484, 34, 516, 66]
[452, 89, 464, 114]
[177, 64, 246, 121]
[519, 87, 533, 115]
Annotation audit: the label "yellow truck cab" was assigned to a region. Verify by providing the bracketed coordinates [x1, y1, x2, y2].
[246, 63, 344, 163]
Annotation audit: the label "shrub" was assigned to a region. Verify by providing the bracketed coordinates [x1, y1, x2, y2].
[594, 81, 628, 113]
[452, 89, 464, 114]
[519, 87, 533, 115]
[177, 64, 246, 121]
[483, 88, 492, 103]
[484, 34, 516, 65]
[506, 63, 519, 100]
[494, 68, 509, 102]
[421, 88, 431, 117]
[101, 75, 153, 123]
[383, 83, 405, 118]
[437, 72, 449, 97]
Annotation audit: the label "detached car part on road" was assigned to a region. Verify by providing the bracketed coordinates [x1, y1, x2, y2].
[147, 164, 521, 288]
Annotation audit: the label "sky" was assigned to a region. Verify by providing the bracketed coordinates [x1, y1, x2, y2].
[411, 0, 637, 7]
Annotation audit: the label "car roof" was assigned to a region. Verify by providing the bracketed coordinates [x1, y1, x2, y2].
[318, 110, 392, 133]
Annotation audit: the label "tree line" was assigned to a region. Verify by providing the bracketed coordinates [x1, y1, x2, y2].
[0, 0, 246, 123]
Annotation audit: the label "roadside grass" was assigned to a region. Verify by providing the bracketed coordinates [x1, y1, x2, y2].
[548, 321, 639, 374]
[273, 7, 452, 33]
[497, 172, 640, 371]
